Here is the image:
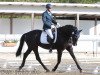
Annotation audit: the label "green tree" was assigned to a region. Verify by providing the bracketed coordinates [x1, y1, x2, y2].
[68, 0, 97, 3]
[0, 0, 99, 3]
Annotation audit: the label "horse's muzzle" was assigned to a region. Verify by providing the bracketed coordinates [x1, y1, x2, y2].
[73, 43, 77, 46]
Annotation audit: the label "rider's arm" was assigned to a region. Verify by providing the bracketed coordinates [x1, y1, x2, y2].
[52, 16, 57, 25]
[52, 16, 61, 27]
[52, 19, 57, 25]
[42, 13, 51, 28]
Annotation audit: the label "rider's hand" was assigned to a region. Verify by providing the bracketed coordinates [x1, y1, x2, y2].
[57, 23, 61, 27]
[51, 25, 55, 29]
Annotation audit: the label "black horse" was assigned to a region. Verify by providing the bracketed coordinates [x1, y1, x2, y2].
[16, 25, 82, 72]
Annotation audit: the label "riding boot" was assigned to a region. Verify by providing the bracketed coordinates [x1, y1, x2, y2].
[49, 39, 53, 53]
[47, 35, 54, 53]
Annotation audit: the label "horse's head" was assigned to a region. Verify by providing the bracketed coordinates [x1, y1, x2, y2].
[71, 27, 82, 46]
[59, 25, 82, 46]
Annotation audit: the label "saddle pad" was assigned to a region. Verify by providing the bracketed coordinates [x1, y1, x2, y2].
[40, 29, 57, 44]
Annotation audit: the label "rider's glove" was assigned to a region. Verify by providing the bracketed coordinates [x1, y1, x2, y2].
[51, 25, 55, 29]
[57, 23, 61, 27]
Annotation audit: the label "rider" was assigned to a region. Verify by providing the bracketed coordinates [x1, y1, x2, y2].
[42, 3, 60, 53]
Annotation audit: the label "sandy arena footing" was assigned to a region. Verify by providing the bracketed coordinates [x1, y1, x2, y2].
[0, 52, 100, 75]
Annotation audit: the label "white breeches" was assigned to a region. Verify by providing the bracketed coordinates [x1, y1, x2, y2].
[45, 29, 53, 39]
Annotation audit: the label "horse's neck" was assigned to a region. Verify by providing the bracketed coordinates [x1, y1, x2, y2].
[68, 37, 72, 43]
[58, 30, 71, 38]
[57, 28, 72, 42]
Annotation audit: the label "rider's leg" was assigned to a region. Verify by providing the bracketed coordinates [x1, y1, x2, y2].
[45, 29, 53, 53]
[45, 29, 53, 39]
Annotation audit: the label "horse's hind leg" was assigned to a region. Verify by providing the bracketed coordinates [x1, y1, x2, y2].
[33, 48, 50, 72]
[19, 48, 32, 70]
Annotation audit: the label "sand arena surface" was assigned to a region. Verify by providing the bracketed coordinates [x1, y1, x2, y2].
[0, 52, 100, 75]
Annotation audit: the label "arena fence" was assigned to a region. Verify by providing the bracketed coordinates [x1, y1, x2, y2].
[0, 34, 100, 55]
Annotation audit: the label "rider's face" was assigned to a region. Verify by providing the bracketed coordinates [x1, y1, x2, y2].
[47, 8, 51, 12]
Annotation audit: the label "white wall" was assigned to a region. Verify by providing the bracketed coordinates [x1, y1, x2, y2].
[57, 20, 75, 26]
[13, 19, 32, 34]
[33, 19, 75, 30]
[0, 18, 100, 35]
[0, 19, 10, 34]
[34, 19, 100, 35]
[34, 19, 43, 30]
[10, 19, 76, 32]
[79, 20, 95, 35]
[96, 21, 100, 35]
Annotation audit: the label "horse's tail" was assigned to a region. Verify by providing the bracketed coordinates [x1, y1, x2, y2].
[16, 34, 25, 57]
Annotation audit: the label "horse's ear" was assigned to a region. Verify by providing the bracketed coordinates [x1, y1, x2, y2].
[79, 29, 82, 33]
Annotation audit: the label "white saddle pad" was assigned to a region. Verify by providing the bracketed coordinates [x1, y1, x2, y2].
[40, 29, 57, 44]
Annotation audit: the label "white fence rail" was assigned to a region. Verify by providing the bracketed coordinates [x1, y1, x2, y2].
[78, 35, 100, 56]
[0, 34, 22, 41]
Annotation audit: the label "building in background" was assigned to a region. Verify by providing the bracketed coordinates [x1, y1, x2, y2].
[0, 2, 100, 53]
[0, 2, 100, 35]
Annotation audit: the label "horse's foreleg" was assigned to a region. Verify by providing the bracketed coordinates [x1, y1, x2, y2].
[52, 50, 62, 71]
[19, 49, 32, 70]
[34, 50, 50, 72]
[67, 47, 82, 73]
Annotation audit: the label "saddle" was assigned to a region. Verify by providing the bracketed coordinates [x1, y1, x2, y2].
[40, 28, 57, 44]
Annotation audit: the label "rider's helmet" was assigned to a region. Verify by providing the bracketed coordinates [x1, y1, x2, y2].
[46, 4, 52, 9]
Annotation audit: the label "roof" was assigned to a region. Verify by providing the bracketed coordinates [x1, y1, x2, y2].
[0, 2, 100, 8]
[0, 10, 100, 16]
[0, 2, 100, 20]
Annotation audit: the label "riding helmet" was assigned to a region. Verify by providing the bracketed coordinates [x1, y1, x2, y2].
[46, 4, 52, 9]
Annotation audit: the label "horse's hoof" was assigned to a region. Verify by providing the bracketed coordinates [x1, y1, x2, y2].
[52, 69, 56, 72]
[79, 69, 82, 73]
[46, 68, 50, 72]
[19, 66, 22, 71]
[46, 69, 50, 72]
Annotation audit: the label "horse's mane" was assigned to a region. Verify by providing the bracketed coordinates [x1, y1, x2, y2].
[58, 25, 77, 37]
[60, 25, 76, 31]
